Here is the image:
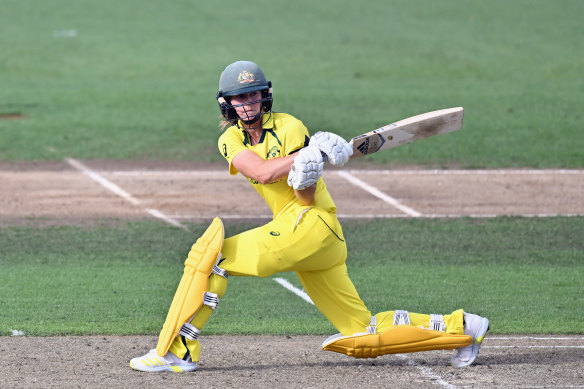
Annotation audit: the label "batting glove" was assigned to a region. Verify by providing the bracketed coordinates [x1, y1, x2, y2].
[309, 131, 353, 167]
[287, 146, 324, 190]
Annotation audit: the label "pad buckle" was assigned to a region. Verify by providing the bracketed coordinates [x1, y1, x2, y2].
[203, 292, 220, 310]
[213, 264, 229, 278]
[393, 310, 410, 325]
[366, 316, 377, 334]
[429, 314, 446, 332]
[179, 323, 200, 340]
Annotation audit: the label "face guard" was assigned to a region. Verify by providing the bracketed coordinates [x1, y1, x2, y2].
[216, 61, 273, 125]
[218, 88, 273, 125]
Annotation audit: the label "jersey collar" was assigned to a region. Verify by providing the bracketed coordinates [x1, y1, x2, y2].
[237, 113, 274, 130]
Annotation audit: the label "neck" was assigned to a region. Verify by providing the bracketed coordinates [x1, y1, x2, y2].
[241, 118, 263, 132]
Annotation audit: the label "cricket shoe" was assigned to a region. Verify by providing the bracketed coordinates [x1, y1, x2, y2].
[130, 349, 198, 372]
[450, 312, 489, 368]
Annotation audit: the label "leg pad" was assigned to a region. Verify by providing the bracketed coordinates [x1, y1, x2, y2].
[156, 217, 224, 356]
[322, 325, 472, 359]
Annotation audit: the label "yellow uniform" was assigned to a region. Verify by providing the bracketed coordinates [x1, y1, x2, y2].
[168, 112, 466, 362]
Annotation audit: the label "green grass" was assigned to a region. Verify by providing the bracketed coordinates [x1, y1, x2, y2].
[0, 0, 581, 341]
[1, 0, 583, 166]
[1, 218, 582, 336]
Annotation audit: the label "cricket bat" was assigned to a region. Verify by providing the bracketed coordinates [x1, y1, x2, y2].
[350, 107, 464, 159]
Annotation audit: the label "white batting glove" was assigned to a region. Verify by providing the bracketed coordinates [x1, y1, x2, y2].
[287, 146, 324, 190]
[309, 131, 353, 167]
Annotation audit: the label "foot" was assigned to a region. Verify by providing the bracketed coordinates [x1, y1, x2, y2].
[450, 312, 489, 368]
[130, 349, 198, 372]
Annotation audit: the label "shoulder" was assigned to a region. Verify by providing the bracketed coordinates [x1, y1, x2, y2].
[271, 113, 308, 136]
[218, 125, 244, 144]
[272, 112, 303, 127]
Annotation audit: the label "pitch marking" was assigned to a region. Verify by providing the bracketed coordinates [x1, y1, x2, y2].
[397, 353, 457, 388]
[66, 158, 187, 230]
[272, 278, 314, 305]
[337, 171, 422, 217]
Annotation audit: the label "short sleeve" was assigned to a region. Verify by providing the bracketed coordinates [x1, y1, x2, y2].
[218, 128, 247, 175]
[282, 117, 310, 156]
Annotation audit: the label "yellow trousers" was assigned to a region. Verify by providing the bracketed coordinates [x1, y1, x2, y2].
[168, 207, 464, 361]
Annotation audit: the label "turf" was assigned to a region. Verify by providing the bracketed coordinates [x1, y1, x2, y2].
[1, 0, 583, 167]
[1, 217, 582, 336]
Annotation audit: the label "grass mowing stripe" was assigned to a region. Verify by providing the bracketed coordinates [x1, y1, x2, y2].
[0, 0, 582, 167]
[1, 217, 582, 336]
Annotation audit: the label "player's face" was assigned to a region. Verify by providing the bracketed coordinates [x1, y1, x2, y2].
[230, 91, 262, 122]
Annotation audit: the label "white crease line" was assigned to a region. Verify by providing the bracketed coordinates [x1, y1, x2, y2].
[145, 208, 187, 229]
[66, 158, 188, 230]
[168, 213, 584, 220]
[170, 214, 274, 220]
[396, 354, 458, 389]
[492, 336, 584, 340]
[484, 346, 584, 349]
[66, 158, 141, 206]
[345, 169, 584, 175]
[337, 171, 422, 217]
[110, 170, 231, 177]
[104, 169, 584, 176]
[272, 277, 314, 305]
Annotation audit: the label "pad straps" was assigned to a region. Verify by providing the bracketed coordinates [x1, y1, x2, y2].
[429, 314, 446, 332]
[179, 322, 200, 340]
[213, 264, 229, 278]
[366, 316, 377, 334]
[393, 310, 410, 325]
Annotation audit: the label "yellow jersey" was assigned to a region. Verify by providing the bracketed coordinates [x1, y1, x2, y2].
[218, 112, 336, 219]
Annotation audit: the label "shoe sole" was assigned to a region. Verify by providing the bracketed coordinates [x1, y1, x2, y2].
[130, 360, 198, 373]
[451, 318, 490, 368]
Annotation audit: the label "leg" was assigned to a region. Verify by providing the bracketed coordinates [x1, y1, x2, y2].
[220, 207, 348, 276]
[322, 308, 490, 365]
[131, 218, 226, 372]
[296, 263, 371, 336]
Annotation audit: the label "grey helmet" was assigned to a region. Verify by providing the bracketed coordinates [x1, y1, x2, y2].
[216, 61, 273, 125]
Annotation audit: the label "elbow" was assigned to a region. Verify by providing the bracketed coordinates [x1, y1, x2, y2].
[254, 173, 273, 185]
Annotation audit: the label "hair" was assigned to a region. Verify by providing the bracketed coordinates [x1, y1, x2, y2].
[218, 115, 232, 131]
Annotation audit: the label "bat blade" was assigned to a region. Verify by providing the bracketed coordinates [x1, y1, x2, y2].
[350, 107, 464, 159]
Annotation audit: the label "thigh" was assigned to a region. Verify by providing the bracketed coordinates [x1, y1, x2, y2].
[220, 208, 347, 277]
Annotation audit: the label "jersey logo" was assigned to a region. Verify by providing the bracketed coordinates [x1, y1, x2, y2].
[222, 143, 227, 157]
[270, 231, 280, 236]
[266, 146, 280, 159]
[238, 70, 255, 84]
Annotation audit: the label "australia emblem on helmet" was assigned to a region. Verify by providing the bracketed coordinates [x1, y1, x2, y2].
[238, 70, 255, 84]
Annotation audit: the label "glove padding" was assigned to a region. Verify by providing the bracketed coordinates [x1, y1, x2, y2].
[287, 146, 324, 190]
[309, 131, 353, 167]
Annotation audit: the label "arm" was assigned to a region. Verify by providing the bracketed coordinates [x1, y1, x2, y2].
[232, 149, 318, 205]
[232, 150, 295, 184]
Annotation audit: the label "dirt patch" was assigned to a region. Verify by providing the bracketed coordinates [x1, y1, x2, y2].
[1, 161, 583, 227]
[1, 335, 582, 388]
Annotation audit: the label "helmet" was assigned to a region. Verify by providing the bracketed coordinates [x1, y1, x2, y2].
[216, 61, 273, 125]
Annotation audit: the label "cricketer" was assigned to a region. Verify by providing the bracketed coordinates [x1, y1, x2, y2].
[130, 61, 489, 372]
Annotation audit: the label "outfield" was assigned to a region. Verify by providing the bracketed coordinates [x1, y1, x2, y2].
[1, 0, 583, 388]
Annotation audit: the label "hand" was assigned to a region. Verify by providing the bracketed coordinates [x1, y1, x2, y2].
[287, 146, 324, 190]
[309, 131, 353, 167]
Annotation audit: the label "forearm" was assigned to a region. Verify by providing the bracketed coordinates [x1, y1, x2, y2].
[233, 151, 295, 184]
[255, 155, 296, 184]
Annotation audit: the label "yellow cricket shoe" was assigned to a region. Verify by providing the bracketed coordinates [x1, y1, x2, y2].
[130, 349, 198, 373]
